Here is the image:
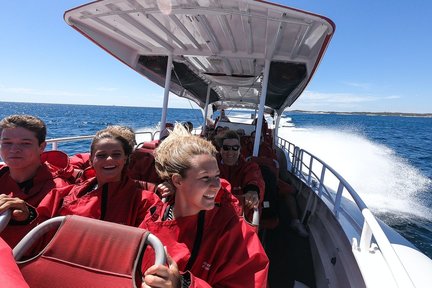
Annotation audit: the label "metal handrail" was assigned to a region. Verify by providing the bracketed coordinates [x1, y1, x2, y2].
[0, 209, 11, 232]
[46, 131, 155, 151]
[14, 216, 166, 265]
[276, 135, 414, 287]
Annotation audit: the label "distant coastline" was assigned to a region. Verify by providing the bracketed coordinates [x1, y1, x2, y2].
[288, 110, 432, 118]
[1, 101, 431, 117]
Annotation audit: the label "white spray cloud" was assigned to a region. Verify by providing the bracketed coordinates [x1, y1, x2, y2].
[279, 126, 432, 219]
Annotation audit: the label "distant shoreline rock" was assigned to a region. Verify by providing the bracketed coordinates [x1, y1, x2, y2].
[288, 110, 432, 118]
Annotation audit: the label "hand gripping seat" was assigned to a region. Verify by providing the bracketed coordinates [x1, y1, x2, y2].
[13, 215, 166, 288]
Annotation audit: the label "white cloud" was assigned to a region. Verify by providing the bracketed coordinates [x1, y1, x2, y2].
[343, 81, 371, 89]
[292, 90, 402, 112]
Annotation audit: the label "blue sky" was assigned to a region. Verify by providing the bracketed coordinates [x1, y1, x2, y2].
[1, 1, 431, 113]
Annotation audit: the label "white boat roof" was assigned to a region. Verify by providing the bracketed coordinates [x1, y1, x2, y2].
[64, 0, 335, 115]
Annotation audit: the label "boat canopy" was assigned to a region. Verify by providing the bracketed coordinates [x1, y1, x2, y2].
[64, 0, 335, 115]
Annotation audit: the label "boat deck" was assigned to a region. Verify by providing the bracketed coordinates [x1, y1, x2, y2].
[262, 195, 315, 288]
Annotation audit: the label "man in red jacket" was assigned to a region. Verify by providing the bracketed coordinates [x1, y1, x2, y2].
[0, 115, 72, 247]
[217, 130, 265, 217]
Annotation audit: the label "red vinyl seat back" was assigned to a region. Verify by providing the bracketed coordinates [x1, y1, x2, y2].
[246, 156, 280, 230]
[247, 156, 279, 177]
[0, 237, 29, 288]
[128, 147, 161, 183]
[141, 140, 160, 150]
[17, 216, 150, 288]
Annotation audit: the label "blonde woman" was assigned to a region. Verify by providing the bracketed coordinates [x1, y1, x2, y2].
[140, 124, 268, 288]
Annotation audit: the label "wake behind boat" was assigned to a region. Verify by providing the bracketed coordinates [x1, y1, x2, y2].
[3, 0, 431, 287]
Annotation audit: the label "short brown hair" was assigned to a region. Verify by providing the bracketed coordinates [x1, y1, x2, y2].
[0, 114, 46, 144]
[216, 130, 239, 147]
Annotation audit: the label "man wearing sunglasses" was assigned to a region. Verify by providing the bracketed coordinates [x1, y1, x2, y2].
[217, 130, 265, 214]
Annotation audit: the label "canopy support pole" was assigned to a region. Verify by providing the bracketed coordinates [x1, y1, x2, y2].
[160, 54, 173, 134]
[202, 85, 211, 134]
[253, 59, 271, 157]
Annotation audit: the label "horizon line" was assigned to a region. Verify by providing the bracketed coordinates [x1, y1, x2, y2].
[1, 100, 431, 116]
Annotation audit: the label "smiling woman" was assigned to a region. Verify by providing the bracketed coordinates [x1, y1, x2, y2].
[139, 124, 269, 288]
[36, 126, 160, 227]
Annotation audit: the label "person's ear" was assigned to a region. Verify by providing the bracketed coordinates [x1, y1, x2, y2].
[39, 141, 47, 153]
[171, 173, 183, 189]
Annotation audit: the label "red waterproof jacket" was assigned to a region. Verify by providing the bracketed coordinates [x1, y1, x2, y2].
[139, 199, 269, 287]
[37, 175, 160, 227]
[0, 237, 29, 288]
[0, 161, 71, 248]
[69, 152, 91, 170]
[218, 157, 265, 202]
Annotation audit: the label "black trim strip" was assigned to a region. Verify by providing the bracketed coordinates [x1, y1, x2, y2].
[184, 210, 205, 271]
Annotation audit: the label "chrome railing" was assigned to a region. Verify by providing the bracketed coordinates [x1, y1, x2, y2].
[46, 131, 155, 151]
[276, 136, 414, 287]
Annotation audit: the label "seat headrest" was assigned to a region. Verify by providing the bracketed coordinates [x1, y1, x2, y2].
[142, 140, 160, 149]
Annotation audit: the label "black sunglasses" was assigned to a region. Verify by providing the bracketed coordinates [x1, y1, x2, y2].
[222, 145, 240, 151]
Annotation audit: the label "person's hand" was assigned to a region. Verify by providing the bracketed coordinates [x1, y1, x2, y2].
[142, 251, 180, 288]
[243, 191, 259, 209]
[156, 182, 175, 200]
[0, 194, 30, 222]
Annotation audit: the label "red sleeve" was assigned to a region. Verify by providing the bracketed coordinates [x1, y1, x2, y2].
[133, 189, 161, 227]
[215, 178, 242, 216]
[0, 238, 29, 288]
[36, 185, 74, 222]
[242, 161, 265, 202]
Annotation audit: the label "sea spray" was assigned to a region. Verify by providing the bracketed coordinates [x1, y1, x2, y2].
[278, 126, 432, 220]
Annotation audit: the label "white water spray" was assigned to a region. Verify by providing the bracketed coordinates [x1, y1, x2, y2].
[279, 126, 432, 220]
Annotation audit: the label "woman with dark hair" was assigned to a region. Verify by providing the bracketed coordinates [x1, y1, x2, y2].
[140, 124, 268, 288]
[36, 127, 159, 226]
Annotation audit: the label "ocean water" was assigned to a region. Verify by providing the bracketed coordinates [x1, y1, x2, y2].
[0, 102, 204, 155]
[1, 102, 431, 258]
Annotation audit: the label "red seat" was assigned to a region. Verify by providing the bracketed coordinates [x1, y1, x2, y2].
[0, 237, 29, 288]
[14, 215, 165, 288]
[128, 147, 161, 183]
[137, 140, 160, 153]
[247, 157, 280, 230]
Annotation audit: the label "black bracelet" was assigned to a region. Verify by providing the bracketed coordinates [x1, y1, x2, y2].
[9, 205, 37, 225]
[180, 272, 191, 288]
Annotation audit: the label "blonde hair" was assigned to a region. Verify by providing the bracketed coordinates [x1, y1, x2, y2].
[154, 123, 217, 180]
